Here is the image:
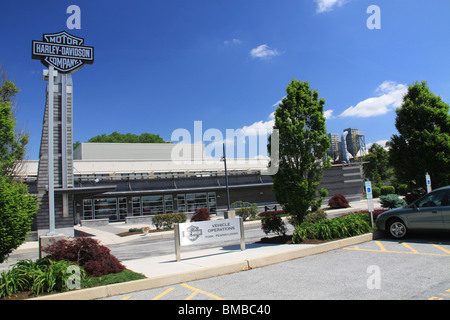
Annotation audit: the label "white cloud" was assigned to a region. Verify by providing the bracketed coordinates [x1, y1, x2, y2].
[324, 109, 334, 119]
[224, 38, 242, 46]
[314, 0, 348, 13]
[367, 140, 390, 151]
[339, 81, 407, 118]
[250, 44, 280, 59]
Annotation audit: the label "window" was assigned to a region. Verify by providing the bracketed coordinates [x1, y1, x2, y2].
[132, 197, 141, 216]
[208, 192, 217, 212]
[177, 194, 186, 212]
[186, 193, 208, 212]
[94, 198, 118, 221]
[83, 199, 93, 220]
[164, 195, 174, 213]
[142, 195, 164, 215]
[418, 190, 446, 208]
[118, 198, 127, 220]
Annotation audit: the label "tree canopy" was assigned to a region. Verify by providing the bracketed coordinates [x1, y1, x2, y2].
[270, 80, 330, 224]
[0, 76, 38, 263]
[74, 131, 169, 149]
[389, 81, 450, 197]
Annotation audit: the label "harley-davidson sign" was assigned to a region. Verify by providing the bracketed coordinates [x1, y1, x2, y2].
[32, 31, 94, 73]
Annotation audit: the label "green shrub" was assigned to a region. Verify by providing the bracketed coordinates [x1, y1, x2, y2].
[396, 184, 408, 196]
[0, 176, 39, 264]
[303, 210, 328, 224]
[372, 187, 381, 198]
[231, 201, 259, 221]
[152, 212, 187, 229]
[292, 212, 372, 243]
[0, 258, 85, 298]
[381, 185, 395, 195]
[379, 194, 406, 209]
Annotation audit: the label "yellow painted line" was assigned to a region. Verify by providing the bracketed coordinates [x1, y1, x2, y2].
[185, 290, 200, 300]
[343, 247, 449, 256]
[428, 296, 444, 300]
[432, 244, 450, 255]
[401, 243, 418, 254]
[121, 296, 131, 300]
[376, 241, 387, 252]
[152, 287, 175, 300]
[181, 283, 225, 300]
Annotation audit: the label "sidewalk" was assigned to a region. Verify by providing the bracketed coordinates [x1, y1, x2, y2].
[26, 199, 382, 300]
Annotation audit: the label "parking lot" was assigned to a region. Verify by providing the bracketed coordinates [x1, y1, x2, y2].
[104, 234, 450, 300]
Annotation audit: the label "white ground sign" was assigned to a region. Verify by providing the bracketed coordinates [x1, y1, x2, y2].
[175, 218, 245, 261]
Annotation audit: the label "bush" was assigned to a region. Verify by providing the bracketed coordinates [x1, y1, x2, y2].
[372, 187, 381, 198]
[396, 184, 408, 196]
[292, 212, 372, 243]
[230, 201, 259, 221]
[43, 237, 125, 277]
[259, 211, 287, 236]
[0, 258, 84, 298]
[152, 212, 187, 230]
[328, 194, 349, 209]
[0, 176, 39, 264]
[381, 186, 396, 196]
[190, 208, 211, 222]
[379, 194, 407, 209]
[303, 210, 328, 224]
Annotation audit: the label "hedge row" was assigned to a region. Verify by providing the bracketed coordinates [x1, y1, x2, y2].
[292, 212, 372, 243]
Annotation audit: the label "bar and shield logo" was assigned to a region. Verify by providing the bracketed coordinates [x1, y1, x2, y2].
[182, 225, 203, 242]
[32, 31, 94, 73]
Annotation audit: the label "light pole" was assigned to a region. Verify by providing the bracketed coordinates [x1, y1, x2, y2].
[222, 142, 231, 210]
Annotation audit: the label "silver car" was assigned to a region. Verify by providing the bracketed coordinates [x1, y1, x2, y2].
[376, 186, 450, 239]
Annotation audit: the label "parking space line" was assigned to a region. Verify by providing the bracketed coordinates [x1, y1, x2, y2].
[152, 287, 175, 300]
[344, 241, 450, 257]
[185, 289, 200, 300]
[375, 241, 387, 252]
[181, 283, 225, 300]
[401, 243, 418, 254]
[432, 244, 450, 255]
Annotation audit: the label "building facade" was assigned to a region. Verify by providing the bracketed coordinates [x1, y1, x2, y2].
[17, 143, 365, 238]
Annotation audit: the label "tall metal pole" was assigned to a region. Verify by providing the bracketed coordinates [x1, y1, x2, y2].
[47, 65, 56, 235]
[223, 142, 231, 210]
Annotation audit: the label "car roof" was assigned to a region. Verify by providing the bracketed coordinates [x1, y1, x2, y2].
[433, 185, 450, 191]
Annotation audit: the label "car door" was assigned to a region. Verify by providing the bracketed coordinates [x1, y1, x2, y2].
[406, 190, 446, 230]
[441, 190, 450, 230]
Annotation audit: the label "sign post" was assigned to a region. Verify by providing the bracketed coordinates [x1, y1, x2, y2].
[32, 31, 94, 237]
[365, 181, 374, 228]
[425, 173, 432, 193]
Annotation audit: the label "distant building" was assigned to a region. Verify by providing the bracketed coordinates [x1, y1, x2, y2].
[327, 128, 366, 163]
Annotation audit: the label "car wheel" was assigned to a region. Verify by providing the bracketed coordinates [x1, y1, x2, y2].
[387, 219, 407, 239]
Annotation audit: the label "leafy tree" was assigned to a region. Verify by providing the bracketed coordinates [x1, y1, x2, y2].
[0, 176, 38, 263]
[389, 81, 450, 199]
[87, 131, 168, 144]
[363, 143, 392, 188]
[0, 77, 38, 263]
[270, 80, 330, 224]
[0, 80, 28, 177]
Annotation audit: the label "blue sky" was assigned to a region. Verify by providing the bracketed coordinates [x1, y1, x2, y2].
[1, 0, 450, 160]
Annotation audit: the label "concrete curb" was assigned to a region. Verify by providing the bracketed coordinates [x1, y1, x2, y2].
[28, 231, 382, 300]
